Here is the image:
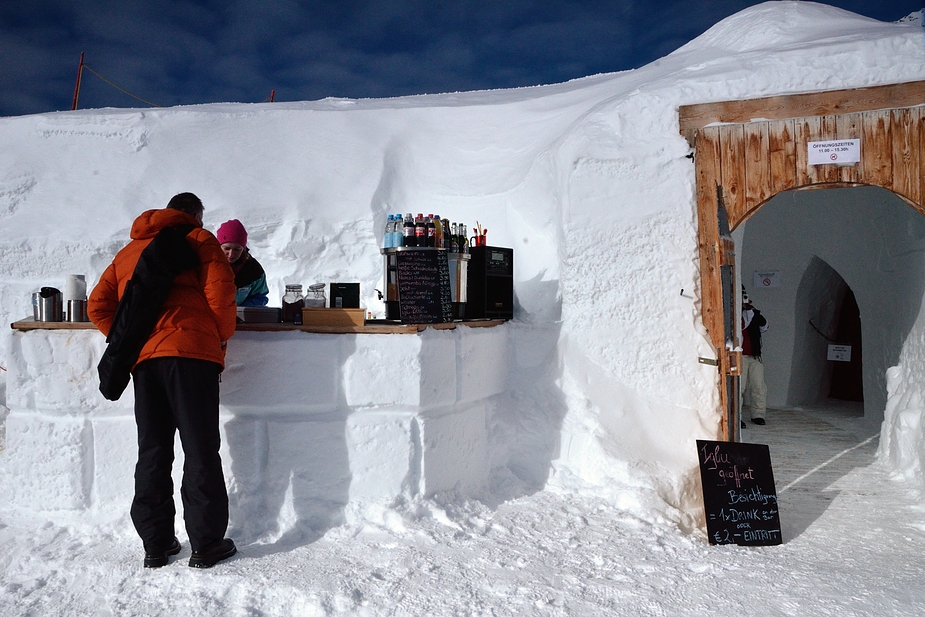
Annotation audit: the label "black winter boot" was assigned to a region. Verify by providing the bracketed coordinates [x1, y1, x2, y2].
[144, 537, 181, 568]
[189, 538, 237, 569]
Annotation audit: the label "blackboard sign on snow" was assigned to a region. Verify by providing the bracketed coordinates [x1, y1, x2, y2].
[696, 439, 782, 546]
[395, 249, 453, 324]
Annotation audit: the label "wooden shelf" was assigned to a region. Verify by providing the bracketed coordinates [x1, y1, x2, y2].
[9, 319, 96, 331]
[10, 317, 506, 334]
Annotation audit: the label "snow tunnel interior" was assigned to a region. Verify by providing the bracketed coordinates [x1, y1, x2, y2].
[735, 185, 925, 426]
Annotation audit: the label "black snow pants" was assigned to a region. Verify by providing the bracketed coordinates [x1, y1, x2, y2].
[130, 356, 228, 554]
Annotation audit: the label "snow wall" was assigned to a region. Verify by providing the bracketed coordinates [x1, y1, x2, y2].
[2, 2, 925, 521]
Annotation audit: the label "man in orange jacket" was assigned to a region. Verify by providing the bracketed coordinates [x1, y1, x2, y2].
[89, 193, 238, 569]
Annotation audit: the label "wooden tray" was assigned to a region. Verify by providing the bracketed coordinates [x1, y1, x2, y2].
[301, 308, 365, 326]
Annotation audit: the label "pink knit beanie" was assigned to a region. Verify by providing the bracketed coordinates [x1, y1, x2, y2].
[217, 219, 247, 247]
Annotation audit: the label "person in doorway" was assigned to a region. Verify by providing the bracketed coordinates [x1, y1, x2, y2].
[741, 289, 769, 426]
[216, 219, 269, 307]
[88, 192, 239, 569]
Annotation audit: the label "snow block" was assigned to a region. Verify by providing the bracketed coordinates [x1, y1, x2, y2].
[8, 330, 132, 412]
[420, 405, 489, 495]
[222, 331, 343, 414]
[346, 411, 417, 499]
[344, 334, 425, 407]
[264, 417, 351, 534]
[1, 413, 91, 510]
[89, 416, 138, 515]
[456, 325, 510, 404]
[417, 329, 458, 409]
[224, 417, 268, 539]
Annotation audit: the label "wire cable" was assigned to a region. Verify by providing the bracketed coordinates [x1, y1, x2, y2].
[78, 61, 274, 108]
[809, 317, 839, 343]
[82, 65, 163, 108]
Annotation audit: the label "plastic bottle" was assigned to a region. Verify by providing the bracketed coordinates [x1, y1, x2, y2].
[392, 214, 403, 247]
[434, 215, 444, 249]
[383, 214, 394, 248]
[425, 214, 436, 247]
[403, 212, 415, 246]
[414, 213, 426, 246]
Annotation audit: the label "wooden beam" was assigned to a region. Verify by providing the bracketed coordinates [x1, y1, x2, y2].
[836, 113, 863, 184]
[768, 119, 796, 196]
[695, 127, 724, 349]
[679, 80, 925, 133]
[862, 109, 893, 189]
[743, 122, 771, 221]
[920, 107, 925, 213]
[719, 124, 747, 226]
[892, 107, 922, 207]
[793, 118, 813, 188]
[806, 115, 839, 185]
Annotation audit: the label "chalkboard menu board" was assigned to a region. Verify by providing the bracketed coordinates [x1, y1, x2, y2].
[696, 440, 782, 546]
[395, 249, 453, 324]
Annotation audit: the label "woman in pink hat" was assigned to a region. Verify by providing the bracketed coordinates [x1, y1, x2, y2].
[216, 219, 269, 306]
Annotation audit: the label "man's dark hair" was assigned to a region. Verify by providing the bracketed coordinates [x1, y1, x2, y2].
[166, 192, 204, 216]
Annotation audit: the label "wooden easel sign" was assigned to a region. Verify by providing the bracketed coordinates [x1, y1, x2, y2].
[696, 440, 782, 546]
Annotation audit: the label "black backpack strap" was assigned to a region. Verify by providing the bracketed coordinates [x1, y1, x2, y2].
[97, 224, 200, 400]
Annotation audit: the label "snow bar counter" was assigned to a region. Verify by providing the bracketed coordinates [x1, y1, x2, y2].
[5, 319, 509, 531]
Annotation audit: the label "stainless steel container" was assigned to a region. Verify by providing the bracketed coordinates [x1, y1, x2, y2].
[33, 287, 63, 322]
[66, 299, 89, 322]
[381, 248, 402, 320]
[448, 252, 470, 319]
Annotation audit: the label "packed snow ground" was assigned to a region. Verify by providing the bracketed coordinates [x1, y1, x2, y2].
[1, 402, 923, 616]
[2, 2, 925, 615]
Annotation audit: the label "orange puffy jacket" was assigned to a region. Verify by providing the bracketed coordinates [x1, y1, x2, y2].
[89, 208, 237, 369]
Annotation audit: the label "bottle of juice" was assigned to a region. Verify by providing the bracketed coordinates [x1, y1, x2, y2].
[434, 215, 444, 249]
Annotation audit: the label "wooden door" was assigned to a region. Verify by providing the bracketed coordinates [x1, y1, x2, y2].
[681, 80, 925, 439]
[717, 190, 741, 442]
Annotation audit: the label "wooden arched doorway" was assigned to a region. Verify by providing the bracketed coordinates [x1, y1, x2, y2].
[680, 80, 925, 440]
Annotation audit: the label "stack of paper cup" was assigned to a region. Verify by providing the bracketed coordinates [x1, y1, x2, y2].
[65, 274, 88, 322]
[65, 274, 87, 302]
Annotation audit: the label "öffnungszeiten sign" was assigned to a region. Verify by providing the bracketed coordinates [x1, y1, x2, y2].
[808, 139, 860, 166]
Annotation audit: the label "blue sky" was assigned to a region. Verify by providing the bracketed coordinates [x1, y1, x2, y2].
[1, 1, 922, 117]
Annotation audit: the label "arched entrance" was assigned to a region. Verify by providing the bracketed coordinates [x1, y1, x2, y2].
[790, 256, 860, 405]
[680, 80, 925, 440]
[737, 186, 925, 428]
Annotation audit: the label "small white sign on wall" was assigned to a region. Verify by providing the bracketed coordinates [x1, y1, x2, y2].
[808, 139, 861, 166]
[828, 345, 852, 362]
[753, 271, 780, 288]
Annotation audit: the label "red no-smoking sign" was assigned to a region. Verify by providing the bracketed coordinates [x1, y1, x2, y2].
[753, 271, 780, 288]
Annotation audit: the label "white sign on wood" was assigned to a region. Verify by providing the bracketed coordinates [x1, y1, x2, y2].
[808, 140, 860, 166]
[827, 345, 852, 362]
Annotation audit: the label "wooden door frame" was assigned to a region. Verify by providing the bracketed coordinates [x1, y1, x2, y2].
[680, 80, 925, 439]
